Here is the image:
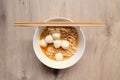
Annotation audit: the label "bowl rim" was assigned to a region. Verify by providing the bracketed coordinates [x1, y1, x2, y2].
[33, 17, 86, 69]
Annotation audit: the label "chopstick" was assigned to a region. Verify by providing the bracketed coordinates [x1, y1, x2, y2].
[14, 22, 106, 27]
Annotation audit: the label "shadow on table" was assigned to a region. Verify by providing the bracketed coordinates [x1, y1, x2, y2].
[41, 63, 59, 75]
[41, 63, 68, 79]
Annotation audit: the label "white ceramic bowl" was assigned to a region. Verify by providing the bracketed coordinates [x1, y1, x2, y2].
[33, 17, 86, 69]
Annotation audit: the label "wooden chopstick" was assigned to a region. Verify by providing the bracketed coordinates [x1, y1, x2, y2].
[14, 22, 106, 27]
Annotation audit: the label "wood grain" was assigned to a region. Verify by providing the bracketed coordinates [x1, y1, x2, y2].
[0, 0, 120, 80]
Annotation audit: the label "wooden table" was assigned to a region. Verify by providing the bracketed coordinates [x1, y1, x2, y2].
[0, 0, 120, 80]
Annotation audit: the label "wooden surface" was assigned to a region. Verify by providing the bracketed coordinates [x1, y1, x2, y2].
[0, 0, 120, 80]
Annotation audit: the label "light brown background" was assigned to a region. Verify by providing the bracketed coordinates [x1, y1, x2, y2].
[0, 0, 120, 80]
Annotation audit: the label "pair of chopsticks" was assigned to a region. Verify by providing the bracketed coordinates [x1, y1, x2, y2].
[14, 22, 105, 27]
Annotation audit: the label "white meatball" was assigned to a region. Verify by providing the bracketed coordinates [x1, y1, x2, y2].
[61, 40, 70, 49]
[55, 53, 63, 60]
[52, 32, 61, 40]
[53, 40, 61, 48]
[39, 39, 47, 47]
[45, 35, 53, 44]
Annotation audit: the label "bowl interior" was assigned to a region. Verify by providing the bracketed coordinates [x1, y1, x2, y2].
[33, 17, 85, 69]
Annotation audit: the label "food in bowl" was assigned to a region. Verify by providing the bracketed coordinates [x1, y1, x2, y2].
[39, 26, 79, 61]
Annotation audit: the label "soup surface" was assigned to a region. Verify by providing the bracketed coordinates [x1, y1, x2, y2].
[39, 27, 79, 61]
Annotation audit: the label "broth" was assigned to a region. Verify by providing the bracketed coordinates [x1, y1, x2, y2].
[40, 27, 79, 61]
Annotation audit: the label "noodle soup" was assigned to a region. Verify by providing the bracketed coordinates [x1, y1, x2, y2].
[39, 26, 79, 61]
